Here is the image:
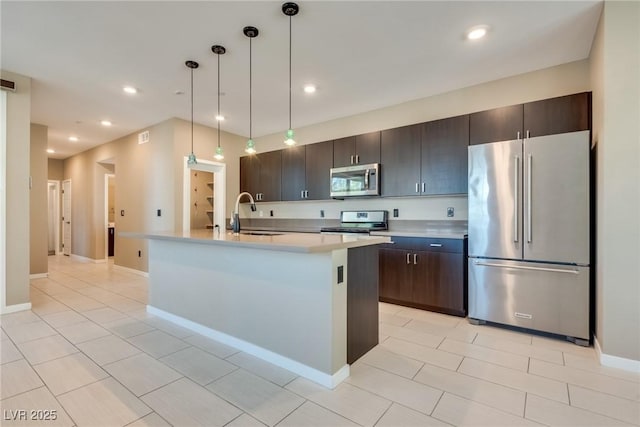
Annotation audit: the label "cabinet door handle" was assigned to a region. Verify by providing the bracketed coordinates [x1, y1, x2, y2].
[406, 253, 411, 264]
[429, 243, 442, 247]
[413, 253, 418, 265]
[415, 183, 419, 193]
[301, 190, 304, 199]
[350, 155, 354, 165]
[526, 130, 530, 139]
[517, 131, 521, 140]
[355, 154, 359, 164]
[305, 190, 309, 198]
[421, 182, 425, 193]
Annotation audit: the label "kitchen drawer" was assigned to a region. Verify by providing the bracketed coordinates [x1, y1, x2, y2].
[383, 236, 463, 253]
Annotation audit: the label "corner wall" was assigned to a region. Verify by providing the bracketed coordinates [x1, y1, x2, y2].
[590, 1, 640, 363]
[1, 70, 31, 308]
[30, 123, 48, 275]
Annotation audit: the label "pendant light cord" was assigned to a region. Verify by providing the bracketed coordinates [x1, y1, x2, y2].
[289, 15, 292, 131]
[190, 66, 194, 154]
[217, 51, 221, 149]
[249, 36, 253, 140]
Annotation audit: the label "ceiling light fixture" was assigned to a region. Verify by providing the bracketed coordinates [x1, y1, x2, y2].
[283, 2, 299, 147]
[123, 86, 137, 94]
[185, 60, 200, 165]
[100, 120, 112, 127]
[68, 136, 78, 142]
[244, 26, 259, 154]
[467, 25, 488, 40]
[212, 44, 226, 161]
[303, 84, 316, 94]
[46, 149, 55, 154]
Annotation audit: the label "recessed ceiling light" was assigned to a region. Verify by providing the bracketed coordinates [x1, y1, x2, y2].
[68, 136, 78, 142]
[215, 115, 225, 121]
[123, 86, 138, 94]
[467, 26, 489, 40]
[101, 120, 112, 127]
[46, 149, 55, 154]
[303, 84, 316, 94]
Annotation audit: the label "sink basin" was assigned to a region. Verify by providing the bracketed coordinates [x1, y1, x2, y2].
[239, 231, 284, 236]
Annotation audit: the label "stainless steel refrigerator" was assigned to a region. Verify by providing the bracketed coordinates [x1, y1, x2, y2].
[468, 130, 590, 345]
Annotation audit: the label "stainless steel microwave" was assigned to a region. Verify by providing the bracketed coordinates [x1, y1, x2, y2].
[330, 163, 380, 197]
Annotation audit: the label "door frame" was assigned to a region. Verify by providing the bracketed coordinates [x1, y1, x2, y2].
[104, 173, 115, 261]
[182, 157, 226, 233]
[62, 179, 72, 256]
[48, 180, 61, 255]
[1, 91, 7, 311]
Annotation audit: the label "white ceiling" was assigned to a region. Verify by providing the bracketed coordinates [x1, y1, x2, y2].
[2, 1, 602, 159]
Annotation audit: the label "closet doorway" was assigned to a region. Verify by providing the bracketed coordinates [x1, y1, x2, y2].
[182, 158, 226, 233]
[105, 174, 115, 260]
[47, 180, 61, 255]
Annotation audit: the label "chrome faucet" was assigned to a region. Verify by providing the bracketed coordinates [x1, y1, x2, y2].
[231, 192, 257, 235]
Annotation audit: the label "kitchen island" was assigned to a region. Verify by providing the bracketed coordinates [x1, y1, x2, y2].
[122, 230, 389, 388]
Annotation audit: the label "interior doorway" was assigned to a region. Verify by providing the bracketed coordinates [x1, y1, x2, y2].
[183, 158, 226, 233]
[47, 180, 61, 255]
[62, 179, 71, 256]
[105, 174, 115, 260]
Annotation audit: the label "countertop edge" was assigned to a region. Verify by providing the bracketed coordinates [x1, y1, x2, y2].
[370, 231, 468, 239]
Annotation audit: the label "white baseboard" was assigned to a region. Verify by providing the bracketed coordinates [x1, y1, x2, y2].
[29, 273, 48, 279]
[147, 305, 349, 389]
[1, 302, 32, 314]
[594, 336, 640, 373]
[113, 264, 149, 278]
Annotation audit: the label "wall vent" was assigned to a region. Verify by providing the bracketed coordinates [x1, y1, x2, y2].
[138, 130, 150, 144]
[1, 79, 16, 92]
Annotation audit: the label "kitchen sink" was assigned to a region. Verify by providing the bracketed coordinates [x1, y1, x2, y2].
[239, 231, 284, 236]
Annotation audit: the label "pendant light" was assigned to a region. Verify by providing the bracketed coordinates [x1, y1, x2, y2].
[244, 26, 259, 154]
[211, 44, 226, 161]
[282, 2, 299, 146]
[185, 60, 199, 165]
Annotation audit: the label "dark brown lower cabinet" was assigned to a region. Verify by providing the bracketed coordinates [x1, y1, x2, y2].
[379, 237, 467, 317]
[347, 245, 380, 364]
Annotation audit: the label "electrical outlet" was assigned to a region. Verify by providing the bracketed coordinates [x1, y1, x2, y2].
[393, 208, 399, 218]
[120, 210, 125, 216]
[447, 207, 455, 217]
[320, 210, 325, 218]
[259, 210, 264, 217]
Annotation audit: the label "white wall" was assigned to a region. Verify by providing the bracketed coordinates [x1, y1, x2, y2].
[1, 70, 31, 309]
[238, 60, 591, 221]
[591, 1, 640, 363]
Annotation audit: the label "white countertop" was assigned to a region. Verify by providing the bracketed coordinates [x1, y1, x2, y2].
[371, 230, 467, 239]
[121, 229, 390, 253]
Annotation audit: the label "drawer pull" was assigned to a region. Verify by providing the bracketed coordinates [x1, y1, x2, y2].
[429, 243, 443, 247]
[406, 253, 411, 264]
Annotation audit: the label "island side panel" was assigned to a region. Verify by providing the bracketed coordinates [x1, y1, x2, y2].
[148, 239, 346, 376]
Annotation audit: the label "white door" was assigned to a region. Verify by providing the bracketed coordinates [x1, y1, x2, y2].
[62, 180, 71, 256]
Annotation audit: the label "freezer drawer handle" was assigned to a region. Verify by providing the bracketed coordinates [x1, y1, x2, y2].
[473, 261, 579, 275]
[429, 243, 442, 247]
[514, 155, 520, 243]
[515, 312, 533, 320]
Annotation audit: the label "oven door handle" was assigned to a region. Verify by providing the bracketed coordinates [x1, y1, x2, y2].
[364, 169, 370, 189]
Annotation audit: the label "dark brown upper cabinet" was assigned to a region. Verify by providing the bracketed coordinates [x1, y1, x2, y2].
[469, 104, 524, 145]
[281, 140, 333, 201]
[421, 115, 469, 195]
[524, 92, 591, 137]
[281, 145, 306, 201]
[239, 150, 282, 202]
[380, 124, 421, 196]
[305, 140, 333, 200]
[333, 132, 381, 167]
[470, 92, 591, 145]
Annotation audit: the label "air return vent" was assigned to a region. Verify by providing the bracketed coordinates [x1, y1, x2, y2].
[1, 79, 16, 92]
[138, 130, 150, 144]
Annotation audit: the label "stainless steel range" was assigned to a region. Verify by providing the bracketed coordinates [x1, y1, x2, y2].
[320, 210, 388, 234]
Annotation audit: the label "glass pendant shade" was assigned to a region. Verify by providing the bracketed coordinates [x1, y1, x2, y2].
[187, 152, 197, 165]
[245, 139, 256, 154]
[284, 128, 296, 146]
[214, 146, 224, 160]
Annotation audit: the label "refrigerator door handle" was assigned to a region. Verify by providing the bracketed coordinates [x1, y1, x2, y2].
[527, 154, 533, 243]
[472, 260, 579, 275]
[514, 155, 519, 243]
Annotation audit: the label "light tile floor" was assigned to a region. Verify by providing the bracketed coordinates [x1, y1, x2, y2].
[1, 255, 639, 426]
